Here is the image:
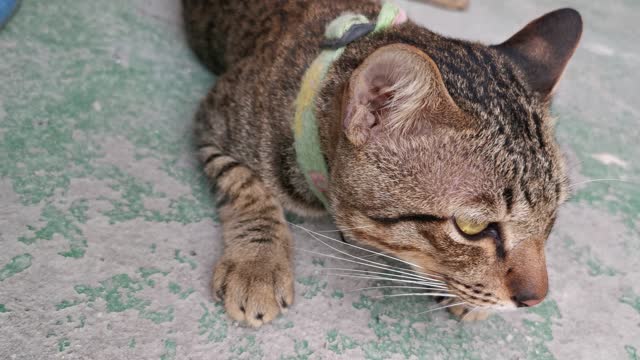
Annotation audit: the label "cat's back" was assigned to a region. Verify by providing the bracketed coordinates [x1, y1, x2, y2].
[182, 0, 379, 74]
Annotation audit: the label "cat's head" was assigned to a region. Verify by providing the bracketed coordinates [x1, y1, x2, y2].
[328, 8, 582, 310]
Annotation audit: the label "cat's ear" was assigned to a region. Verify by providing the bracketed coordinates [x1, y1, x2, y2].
[493, 8, 583, 98]
[343, 44, 465, 146]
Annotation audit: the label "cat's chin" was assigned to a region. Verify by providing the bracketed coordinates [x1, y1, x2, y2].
[447, 303, 492, 321]
[446, 303, 523, 321]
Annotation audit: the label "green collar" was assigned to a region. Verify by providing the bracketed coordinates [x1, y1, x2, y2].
[292, 2, 406, 209]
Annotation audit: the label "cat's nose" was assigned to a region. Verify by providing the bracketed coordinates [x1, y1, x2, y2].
[505, 243, 548, 308]
[507, 267, 548, 307]
[507, 269, 548, 307]
[512, 289, 546, 307]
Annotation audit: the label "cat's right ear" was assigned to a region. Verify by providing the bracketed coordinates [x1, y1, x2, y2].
[493, 8, 583, 98]
[343, 44, 466, 146]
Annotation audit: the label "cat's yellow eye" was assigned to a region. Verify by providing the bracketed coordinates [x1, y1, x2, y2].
[455, 217, 489, 236]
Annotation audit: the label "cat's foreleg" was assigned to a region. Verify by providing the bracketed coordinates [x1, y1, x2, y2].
[197, 137, 294, 328]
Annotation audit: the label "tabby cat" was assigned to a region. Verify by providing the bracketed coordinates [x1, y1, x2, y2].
[182, 0, 582, 327]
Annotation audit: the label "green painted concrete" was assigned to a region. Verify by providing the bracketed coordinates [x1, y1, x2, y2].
[0, 0, 638, 358]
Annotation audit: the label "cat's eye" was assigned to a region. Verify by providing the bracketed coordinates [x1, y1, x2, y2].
[454, 217, 489, 236]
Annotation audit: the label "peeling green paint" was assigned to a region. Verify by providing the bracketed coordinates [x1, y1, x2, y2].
[129, 337, 136, 349]
[331, 289, 344, 299]
[555, 103, 640, 233]
[18, 204, 87, 258]
[280, 339, 314, 360]
[138, 267, 168, 287]
[326, 329, 359, 355]
[348, 285, 561, 359]
[312, 258, 325, 267]
[174, 250, 197, 270]
[160, 339, 177, 360]
[626, 345, 639, 360]
[179, 288, 195, 300]
[141, 306, 175, 324]
[57, 271, 175, 326]
[198, 302, 228, 343]
[0, 0, 216, 240]
[56, 300, 81, 310]
[166, 282, 194, 300]
[229, 335, 264, 359]
[277, 320, 294, 330]
[0, 253, 33, 281]
[522, 300, 562, 350]
[76, 315, 86, 329]
[168, 282, 181, 294]
[0, 304, 9, 313]
[73, 274, 148, 312]
[58, 338, 71, 352]
[620, 288, 640, 314]
[69, 199, 89, 223]
[296, 276, 327, 299]
[563, 237, 619, 276]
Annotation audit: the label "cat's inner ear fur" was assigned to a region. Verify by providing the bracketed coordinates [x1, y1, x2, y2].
[493, 8, 583, 98]
[343, 44, 467, 146]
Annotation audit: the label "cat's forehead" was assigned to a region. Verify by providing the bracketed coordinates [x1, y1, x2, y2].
[427, 43, 566, 211]
[364, 123, 565, 219]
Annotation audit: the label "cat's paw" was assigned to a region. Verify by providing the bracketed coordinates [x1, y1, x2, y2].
[212, 258, 294, 327]
[447, 303, 491, 321]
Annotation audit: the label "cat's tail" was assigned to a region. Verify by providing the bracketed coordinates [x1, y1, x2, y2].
[182, 0, 227, 74]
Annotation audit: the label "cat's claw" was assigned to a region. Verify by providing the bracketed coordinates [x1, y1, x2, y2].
[212, 257, 294, 328]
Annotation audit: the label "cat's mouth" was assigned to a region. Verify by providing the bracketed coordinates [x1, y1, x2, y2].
[445, 277, 501, 308]
[441, 276, 526, 310]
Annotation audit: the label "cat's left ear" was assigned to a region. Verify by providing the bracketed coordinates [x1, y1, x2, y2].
[493, 8, 583, 98]
[343, 44, 466, 146]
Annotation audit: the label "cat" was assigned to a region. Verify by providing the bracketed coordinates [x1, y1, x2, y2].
[182, 0, 582, 327]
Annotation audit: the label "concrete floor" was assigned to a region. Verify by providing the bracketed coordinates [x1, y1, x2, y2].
[0, 0, 638, 359]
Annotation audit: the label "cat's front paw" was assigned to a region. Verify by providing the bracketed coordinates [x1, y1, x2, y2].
[212, 257, 294, 327]
[447, 303, 491, 321]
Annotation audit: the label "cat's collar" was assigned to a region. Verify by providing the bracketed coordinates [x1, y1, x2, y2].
[320, 4, 407, 49]
[292, 2, 407, 209]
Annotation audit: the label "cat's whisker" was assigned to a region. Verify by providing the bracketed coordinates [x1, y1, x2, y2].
[414, 301, 467, 315]
[322, 266, 446, 283]
[323, 273, 444, 287]
[291, 223, 445, 284]
[295, 228, 444, 284]
[293, 224, 403, 264]
[301, 227, 442, 282]
[289, 222, 426, 271]
[567, 178, 638, 190]
[566, 159, 584, 173]
[358, 253, 387, 260]
[321, 267, 448, 288]
[372, 292, 457, 299]
[347, 285, 442, 293]
[295, 247, 442, 286]
[316, 225, 375, 232]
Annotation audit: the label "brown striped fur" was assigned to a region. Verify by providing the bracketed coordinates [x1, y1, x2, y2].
[183, 0, 582, 326]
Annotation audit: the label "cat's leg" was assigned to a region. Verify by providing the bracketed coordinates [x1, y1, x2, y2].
[197, 132, 294, 328]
